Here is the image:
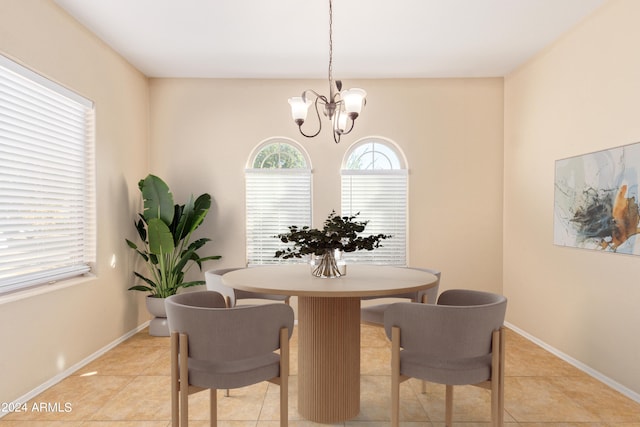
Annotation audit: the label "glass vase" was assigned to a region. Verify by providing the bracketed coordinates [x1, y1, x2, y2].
[310, 249, 347, 278]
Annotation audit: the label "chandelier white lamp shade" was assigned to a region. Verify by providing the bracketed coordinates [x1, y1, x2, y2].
[341, 89, 367, 116]
[288, 0, 367, 144]
[288, 96, 313, 126]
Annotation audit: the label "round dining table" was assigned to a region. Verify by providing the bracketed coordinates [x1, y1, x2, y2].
[222, 264, 438, 423]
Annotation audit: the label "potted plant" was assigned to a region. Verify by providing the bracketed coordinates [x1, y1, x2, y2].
[126, 174, 221, 334]
[275, 210, 390, 278]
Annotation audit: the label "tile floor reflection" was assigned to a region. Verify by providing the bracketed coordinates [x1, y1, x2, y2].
[2, 325, 640, 426]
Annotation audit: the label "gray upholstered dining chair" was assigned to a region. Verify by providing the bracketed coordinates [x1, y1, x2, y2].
[165, 291, 294, 427]
[360, 267, 441, 326]
[205, 268, 290, 398]
[384, 289, 507, 427]
[205, 268, 290, 308]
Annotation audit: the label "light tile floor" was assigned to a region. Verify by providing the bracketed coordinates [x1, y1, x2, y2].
[2, 325, 640, 426]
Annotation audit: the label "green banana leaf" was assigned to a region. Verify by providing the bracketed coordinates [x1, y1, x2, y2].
[147, 217, 175, 255]
[140, 174, 174, 225]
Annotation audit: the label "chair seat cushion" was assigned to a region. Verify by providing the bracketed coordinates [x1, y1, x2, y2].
[188, 353, 280, 390]
[400, 351, 492, 385]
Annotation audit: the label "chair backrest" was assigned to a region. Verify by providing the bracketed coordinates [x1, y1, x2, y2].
[204, 268, 241, 307]
[166, 291, 295, 362]
[414, 267, 441, 303]
[383, 289, 506, 360]
[360, 267, 441, 302]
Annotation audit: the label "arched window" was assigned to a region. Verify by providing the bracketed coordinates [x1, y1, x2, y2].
[341, 138, 407, 265]
[246, 139, 311, 265]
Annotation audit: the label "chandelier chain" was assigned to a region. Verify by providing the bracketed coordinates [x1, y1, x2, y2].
[328, 0, 333, 85]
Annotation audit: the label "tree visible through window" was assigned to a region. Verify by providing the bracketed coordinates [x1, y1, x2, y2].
[246, 139, 311, 265]
[341, 138, 407, 265]
[252, 142, 307, 169]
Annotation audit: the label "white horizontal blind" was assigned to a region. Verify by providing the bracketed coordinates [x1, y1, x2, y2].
[0, 55, 96, 294]
[341, 170, 407, 265]
[246, 169, 311, 265]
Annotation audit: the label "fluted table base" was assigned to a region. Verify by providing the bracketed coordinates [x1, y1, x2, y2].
[298, 296, 361, 423]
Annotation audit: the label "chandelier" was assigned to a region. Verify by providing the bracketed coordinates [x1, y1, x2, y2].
[288, 0, 367, 144]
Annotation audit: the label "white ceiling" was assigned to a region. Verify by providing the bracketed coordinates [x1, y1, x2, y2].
[53, 0, 606, 79]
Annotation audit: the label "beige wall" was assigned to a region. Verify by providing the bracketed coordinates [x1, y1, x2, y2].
[0, 0, 150, 403]
[504, 0, 640, 395]
[149, 77, 505, 300]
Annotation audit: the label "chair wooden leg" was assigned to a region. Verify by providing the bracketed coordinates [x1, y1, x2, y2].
[491, 386, 499, 427]
[179, 334, 189, 427]
[445, 385, 453, 427]
[391, 326, 401, 427]
[171, 332, 179, 427]
[498, 327, 506, 427]
[280, 327, 289, 427]
[491, 329, 500, 427]
[419, 293, 429, 396]
[223, 295, 232, 400]
[210, 389, 217, 427]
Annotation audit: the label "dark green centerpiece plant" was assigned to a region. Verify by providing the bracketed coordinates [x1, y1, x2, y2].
[126, 174, 221, 298]
[275, 211, 390, 278]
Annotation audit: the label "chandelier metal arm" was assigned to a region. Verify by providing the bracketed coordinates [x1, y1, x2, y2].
[297, 96, 323, 139]
[301, 89, 327, 104]
[332, 131, 341, 144]
[303, 88, 344, 121]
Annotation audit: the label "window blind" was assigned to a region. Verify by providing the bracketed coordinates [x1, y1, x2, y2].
[341, 170, 407, 265]
[246, 169, 311, 265]
[0, 55, 96, 294]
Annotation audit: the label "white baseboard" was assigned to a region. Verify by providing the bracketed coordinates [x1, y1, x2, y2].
[505, 321, 640, 403]
[0, 321, 150, 419]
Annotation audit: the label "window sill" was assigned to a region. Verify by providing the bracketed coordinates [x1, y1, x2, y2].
[0, 274, 97, 306]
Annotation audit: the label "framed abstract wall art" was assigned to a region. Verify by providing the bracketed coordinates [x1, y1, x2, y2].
[554, 142, 640, 255]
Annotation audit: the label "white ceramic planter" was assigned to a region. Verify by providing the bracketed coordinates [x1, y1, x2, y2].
[146, 296, 170, 336]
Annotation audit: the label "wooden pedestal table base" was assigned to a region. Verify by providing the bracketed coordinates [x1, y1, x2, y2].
[298, 296, 361, 423]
